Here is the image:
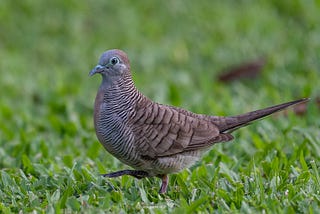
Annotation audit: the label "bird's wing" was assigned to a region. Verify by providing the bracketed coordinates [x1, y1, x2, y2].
[130, 102, 233, 159]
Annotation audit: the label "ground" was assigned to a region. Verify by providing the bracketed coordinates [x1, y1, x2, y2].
[0, 0, 319, 213]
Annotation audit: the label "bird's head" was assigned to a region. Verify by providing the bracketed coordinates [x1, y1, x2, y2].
[89, 49, 131, 79]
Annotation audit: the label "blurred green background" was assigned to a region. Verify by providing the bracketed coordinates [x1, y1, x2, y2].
[0, 0, 319, 213]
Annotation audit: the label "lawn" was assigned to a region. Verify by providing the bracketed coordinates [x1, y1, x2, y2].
[0, 0, 319, 213]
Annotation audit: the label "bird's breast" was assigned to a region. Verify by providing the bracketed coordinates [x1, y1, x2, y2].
[93, 88, 144, 168]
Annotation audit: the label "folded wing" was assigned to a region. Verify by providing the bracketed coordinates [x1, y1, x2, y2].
[130, 103, 233, 159]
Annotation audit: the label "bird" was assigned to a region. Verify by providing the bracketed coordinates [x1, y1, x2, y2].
[89, 49, 309, 194]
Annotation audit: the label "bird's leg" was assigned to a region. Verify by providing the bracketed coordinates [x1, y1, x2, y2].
[102, 170, 149, 179]
[158, 174, 169, 194]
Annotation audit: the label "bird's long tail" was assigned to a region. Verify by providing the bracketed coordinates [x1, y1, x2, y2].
[213, 98, 309, 133]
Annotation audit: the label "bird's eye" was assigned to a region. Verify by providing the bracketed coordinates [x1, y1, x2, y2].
[110, 57, 119, 65]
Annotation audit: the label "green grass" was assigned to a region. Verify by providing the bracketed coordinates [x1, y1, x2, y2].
[1, 0, 320, 213]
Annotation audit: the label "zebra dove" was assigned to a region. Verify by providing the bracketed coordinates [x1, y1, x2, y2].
[89, 49, 308, 194]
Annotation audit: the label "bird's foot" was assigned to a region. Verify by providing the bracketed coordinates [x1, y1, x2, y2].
[158, 174, 168, 194]
[102, 170, 149, 179]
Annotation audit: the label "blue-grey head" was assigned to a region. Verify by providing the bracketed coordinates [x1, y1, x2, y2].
[89, 49, 131, 78]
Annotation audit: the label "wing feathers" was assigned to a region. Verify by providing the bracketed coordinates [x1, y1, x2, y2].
[132, 103, 232, 159]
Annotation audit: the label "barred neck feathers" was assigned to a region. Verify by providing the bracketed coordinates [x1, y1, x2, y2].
[102, 73, 139, 103]
[96, 72, 149, 125]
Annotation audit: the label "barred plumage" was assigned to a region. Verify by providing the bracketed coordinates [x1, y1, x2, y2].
[89, 49, 309, 193]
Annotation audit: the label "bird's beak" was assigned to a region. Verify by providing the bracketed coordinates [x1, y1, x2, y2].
[89, 65, 105, 76]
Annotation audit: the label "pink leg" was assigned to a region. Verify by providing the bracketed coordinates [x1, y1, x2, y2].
[159, 174, 168, 194]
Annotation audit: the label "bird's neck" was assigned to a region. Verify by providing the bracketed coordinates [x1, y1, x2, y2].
[100, 73, 136, 97]
[96, 73, 146, 113]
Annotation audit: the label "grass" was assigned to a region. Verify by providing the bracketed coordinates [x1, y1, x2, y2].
[0, 0, 320, 213]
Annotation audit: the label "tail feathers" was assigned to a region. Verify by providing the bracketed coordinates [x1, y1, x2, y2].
[213, 98, 309, 133]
